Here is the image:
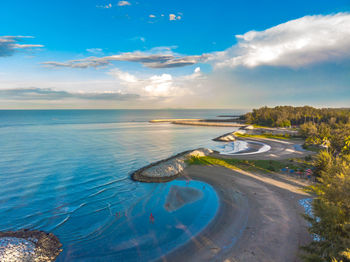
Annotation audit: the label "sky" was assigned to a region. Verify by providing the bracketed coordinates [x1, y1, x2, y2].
[1, 0, 350, 109]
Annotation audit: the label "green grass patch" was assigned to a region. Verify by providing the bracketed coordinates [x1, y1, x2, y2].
[302, 144, 321, 153]
[251, 124, 273, 129]
[234, 132, 289, 140]
[187, 156, 312, 173]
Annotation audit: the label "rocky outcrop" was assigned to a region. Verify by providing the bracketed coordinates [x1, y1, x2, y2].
[213, 132, 236, 142]
[132, 148, 213, 182]
[0, 230, 62, 262]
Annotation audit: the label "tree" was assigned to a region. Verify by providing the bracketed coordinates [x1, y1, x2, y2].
[303, 155, 350, 262]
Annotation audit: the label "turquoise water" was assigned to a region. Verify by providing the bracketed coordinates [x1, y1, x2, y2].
[0, 110, 244, 261]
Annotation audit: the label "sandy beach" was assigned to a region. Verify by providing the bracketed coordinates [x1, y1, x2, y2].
[140, 132, 314, 262]
[161, 163, 311, 262]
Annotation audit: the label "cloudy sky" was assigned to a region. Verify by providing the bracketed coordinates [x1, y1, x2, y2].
[1, 0, 350, 109]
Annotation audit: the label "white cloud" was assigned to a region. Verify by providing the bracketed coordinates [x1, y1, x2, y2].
[96, 3, 112, 9]
[109, 67, 203, 97]
[118, 1, 131, 6]
[0, 36, 43, 57]
[214, 13, 350, 68]
[169, 14, 176, 21]
[86, 48, 103, 55]
[43, 50, 208, 69]
[111, 69, 138, 83]
[0, 87, 138, 101]
[149, 14, 156, 18]
[169, 13, 182, 21]
[144, 74, 175, 96]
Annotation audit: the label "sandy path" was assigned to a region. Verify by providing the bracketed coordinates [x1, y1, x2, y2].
[160, 164, 311, 262]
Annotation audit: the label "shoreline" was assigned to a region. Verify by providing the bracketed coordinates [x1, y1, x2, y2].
[159, 164, 311, 261]
[131, 126, 315, 261]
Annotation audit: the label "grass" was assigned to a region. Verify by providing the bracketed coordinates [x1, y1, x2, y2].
[186, 156, 313, 173]
[251, 124, 299, 131]
[302, 144, 321, 153]
[234, 132, 290, 140]
[252, 124, 271, 129]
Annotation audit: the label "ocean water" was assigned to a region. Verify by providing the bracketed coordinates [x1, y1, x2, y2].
[0, 109, 244, 261]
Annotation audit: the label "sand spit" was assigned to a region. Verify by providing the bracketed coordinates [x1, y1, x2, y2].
[150, 118, 245, 127]
[132, 148, 213, 182]
[0, 230, 62, 262]
[172, 120, 245, 127]
[149, 119, 201, 123]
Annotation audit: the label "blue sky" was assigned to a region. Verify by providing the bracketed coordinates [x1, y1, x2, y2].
[1, 0, 350, 108]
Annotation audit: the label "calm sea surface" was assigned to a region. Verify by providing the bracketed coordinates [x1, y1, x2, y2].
[0, 109, 245, 261]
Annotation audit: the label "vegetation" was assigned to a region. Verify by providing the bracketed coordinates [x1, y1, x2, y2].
[234, 132, 290, 140]
[242, 106, 350, 261]
[303, 152, 350, 262]
[187, 156, 311, 174]
[242, 106, 350, 128]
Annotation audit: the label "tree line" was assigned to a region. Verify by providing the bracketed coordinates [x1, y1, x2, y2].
[242, 106, 350, 127]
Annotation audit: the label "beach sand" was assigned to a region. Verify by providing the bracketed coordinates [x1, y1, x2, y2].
[161, 164, 311, 262]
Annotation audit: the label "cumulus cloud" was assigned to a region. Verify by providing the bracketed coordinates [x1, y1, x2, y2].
[0, 88, 139, 101]
[111, 70, 138, 83]
[42, 13, 350, 72]
[149, 14, 156, 18]
[0, 36, 43, 57]
[118, 1, 131, 6]
[214, 13, 350, 68]
[109, 67, 203, 97]
[169, 14, 181, 21]
[43, 51, 208, 69]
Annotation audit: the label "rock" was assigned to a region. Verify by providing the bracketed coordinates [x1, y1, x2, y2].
[244, 125, 255, 130]
[0, 230, 62, 262]
[0, 237, 35, 262]
[132, 148, 213, 182]
[213, 132, 236, 142]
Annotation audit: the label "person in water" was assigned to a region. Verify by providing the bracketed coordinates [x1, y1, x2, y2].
[150, 213, 155, 223]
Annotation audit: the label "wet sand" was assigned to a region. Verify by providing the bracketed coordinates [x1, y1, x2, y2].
[161, 164, 311, 262]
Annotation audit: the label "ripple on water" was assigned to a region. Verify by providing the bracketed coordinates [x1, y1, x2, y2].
[0, 115, 233, 261]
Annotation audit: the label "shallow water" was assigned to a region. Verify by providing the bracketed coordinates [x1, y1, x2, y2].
[0, 109, 244, 261]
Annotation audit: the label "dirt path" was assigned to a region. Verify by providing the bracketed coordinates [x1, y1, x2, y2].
[161, 164, 311, 262]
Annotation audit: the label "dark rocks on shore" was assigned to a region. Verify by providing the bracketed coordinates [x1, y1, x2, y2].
[0, 229, 62, 262]
[212, 132, 236, 142]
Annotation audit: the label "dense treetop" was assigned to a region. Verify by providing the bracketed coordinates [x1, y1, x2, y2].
[242, 106, 350, 127]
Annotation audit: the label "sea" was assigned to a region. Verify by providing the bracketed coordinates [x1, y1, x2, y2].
[0, 109, 246, 261]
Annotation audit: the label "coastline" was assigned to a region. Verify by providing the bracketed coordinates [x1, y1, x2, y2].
[131, 123, 315, 261]
[160, 164, 311, 262]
